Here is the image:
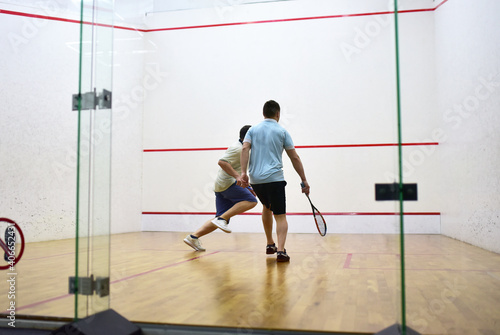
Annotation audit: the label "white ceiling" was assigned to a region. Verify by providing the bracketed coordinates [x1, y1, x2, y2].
[150, 0, 295, 13]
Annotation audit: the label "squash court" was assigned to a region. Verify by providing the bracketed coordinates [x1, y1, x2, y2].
[1, 0, 500, 334]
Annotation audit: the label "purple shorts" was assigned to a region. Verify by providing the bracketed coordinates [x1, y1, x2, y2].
[215, 182, 257, 217]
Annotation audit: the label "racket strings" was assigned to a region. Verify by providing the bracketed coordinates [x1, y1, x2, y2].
[314, 209, 327, 236]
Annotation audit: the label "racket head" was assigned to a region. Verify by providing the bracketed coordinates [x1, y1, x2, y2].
[302, 190, 327, 236]
[313, 207, 327, 236]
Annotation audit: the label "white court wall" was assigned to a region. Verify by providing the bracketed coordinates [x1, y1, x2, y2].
[0, 3, 144, 241]
[0, 7, 80, 242]
[109, 27, 145, 236]
[435, 0, 500, 253]
[141, 1, 441, 233]
[9, 0, 497, 242]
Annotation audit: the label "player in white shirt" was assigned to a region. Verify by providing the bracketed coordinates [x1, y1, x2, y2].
[184, 126, 258, 251]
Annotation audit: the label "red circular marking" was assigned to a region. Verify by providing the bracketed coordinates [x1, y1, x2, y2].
[0, 218, 25, 270]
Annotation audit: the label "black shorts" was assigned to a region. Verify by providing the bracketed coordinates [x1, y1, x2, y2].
[251, 181, 287, 215]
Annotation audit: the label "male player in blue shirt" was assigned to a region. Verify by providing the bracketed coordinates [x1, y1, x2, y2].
[240, 100, 310, 262]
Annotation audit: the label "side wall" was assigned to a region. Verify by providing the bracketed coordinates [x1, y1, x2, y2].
[0, 7, 80, 241]
[0, 4, 144, 241]
[435, 0, 500, 253]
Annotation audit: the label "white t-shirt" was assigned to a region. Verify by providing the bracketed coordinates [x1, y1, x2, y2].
[214, 140, 243, 192]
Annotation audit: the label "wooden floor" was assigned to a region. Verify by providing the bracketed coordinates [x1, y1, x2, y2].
[1, 232, 499, 334]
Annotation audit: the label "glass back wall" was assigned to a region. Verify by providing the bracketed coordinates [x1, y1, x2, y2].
[0, 0, 83, 321]
[401, 1, 500, 334]
[0, 0, 113, 323]
[74, 0, 114, 319]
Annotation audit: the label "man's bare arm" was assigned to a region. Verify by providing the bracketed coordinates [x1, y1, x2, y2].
[286, 148, 310, 194]
[218, 160, 239, 179]
[240, 142, 251, 187]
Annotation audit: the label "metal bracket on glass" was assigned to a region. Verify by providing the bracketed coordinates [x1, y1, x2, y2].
[95, 276, 110, 297]
[72, 88, 112, 111]
[375, 183, 418, 201]
[69, 275, 110, 297]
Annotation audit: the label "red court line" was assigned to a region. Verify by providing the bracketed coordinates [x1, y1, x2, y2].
[435, 0, 450, 11]
[9, 252, 219, 314]
[296, 142, 439, 149]
[288, 212, 441, 216]
[0, 239, 8, 254]
[144, 211, 216, 215]
[144, 8, 434, 32]
[143, 142, 439, 153]
[111, 251, 219, 284]
[10, 294, 71, 313]
[1, 4, 445, 33]
[144, 147, 228, 152]
[0, 9, 146, 32]
[23, 247, 108, 261]
[143, 212, 440, 216]
[343, 253, 353, 269]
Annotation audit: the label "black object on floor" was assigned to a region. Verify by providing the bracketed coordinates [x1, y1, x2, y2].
[0, 328, 51, 334]
[50, 309, 141, 335]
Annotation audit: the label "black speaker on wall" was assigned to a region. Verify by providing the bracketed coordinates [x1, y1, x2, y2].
[50, 309, 142, 335]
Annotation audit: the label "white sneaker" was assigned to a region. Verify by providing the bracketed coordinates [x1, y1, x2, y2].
[211, 217, 231, 233]
[183, 235, 206, 251]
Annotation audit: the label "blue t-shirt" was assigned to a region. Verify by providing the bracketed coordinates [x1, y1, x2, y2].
[243, 119, 295, 184]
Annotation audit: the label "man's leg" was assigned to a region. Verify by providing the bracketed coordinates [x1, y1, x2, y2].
[262, 206, 274, 245]
[274, 214, 288, 252]
[219, 200, 256, 221]
[192, 219, 218, 238]
[212, 200, 257, 233]
[185, 218, 217, 251]
[185, 192, 229, 250]
[186, 201, 256, 250]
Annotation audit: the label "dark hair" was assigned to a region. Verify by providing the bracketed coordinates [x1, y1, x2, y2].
[263, 100, 280, 118]
[240, 125, 251, 141]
